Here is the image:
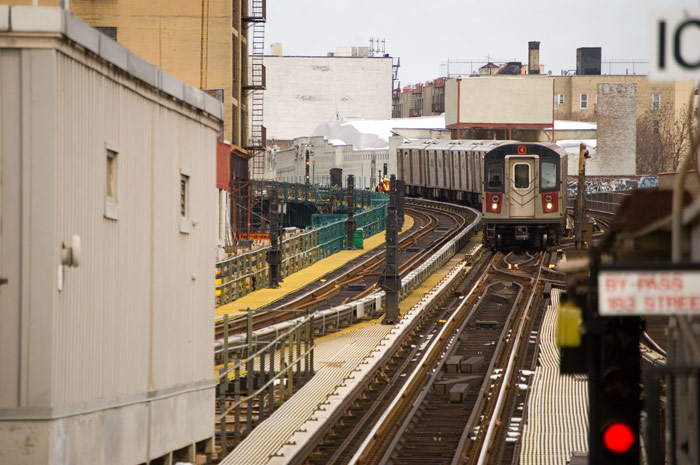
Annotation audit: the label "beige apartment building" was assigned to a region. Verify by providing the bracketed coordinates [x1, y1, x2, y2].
[553, 75, 695, 122]
[7, 0, 260, 163]
[397, 73, 694, 123]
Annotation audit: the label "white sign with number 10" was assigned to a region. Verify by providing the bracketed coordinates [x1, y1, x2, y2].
[649, 9, 700, 82]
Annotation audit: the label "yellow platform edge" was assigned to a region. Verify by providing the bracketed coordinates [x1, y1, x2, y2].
[216, 215, 415, 318]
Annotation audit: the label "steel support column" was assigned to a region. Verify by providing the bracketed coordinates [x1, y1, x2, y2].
[382, 177, 400, 324]
[345, 175, 357, 250]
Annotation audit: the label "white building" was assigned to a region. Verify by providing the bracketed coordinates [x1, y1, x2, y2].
[269, 116, 447, 188]
[0, 7, 222, 464]
[263, 51, 394, 143]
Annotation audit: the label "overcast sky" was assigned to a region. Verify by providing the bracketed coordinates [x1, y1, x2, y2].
[265, 0, 699, 85]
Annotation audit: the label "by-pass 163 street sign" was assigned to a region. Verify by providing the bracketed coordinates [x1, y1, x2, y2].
[649, 9, 700, 81]
[599, 269, 700, 316]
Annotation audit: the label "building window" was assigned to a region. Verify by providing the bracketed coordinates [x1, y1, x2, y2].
[554, 93, 565, 109]
[180, 172, 191, 234]
[96, 27, 118, 41]
[580, 93, 588, 110]
[652, 119, 660, 135]
[652, 93, 661, 110]
[104, 146, 119, 220]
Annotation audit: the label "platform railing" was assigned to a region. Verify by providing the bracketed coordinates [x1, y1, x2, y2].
[216, 196, 389, 306]
[566, 190, 634, 215]
[215, 311, 315, 454]
[251, 180, 387, 209]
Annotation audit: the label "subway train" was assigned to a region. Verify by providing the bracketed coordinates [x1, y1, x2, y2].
[396, 139, 568, 249]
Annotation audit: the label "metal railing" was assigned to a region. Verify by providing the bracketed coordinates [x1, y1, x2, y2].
[567, 190, 634, 216]
[215, 310, 314, 454]
[216, 185, 389, 306]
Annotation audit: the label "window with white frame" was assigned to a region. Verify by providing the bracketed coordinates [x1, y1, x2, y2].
[104, 146, 119, 220]
[652, 93, 661, 110]
[180, 171, 191, 233]
[580, 93, 588, 110]
[555, 93, 565, 109]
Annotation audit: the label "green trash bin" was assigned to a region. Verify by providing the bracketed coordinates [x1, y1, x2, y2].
[354, 228, 364, 249]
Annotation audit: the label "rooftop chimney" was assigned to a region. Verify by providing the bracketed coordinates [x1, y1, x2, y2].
[271, 43, 283, 57]
[528, 41, 540, 74]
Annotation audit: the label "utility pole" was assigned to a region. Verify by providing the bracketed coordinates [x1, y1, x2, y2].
[345, 175, 357, 250]
[381, 177, 400, 324]
[574, 143, 590, 249]
[395, 176, 405, 229]
[266, 187, 282, 287]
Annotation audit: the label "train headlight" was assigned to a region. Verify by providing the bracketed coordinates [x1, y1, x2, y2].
[491, 194, 500, 211]
[546, 202, 553, 210]
[544, 194, 553, 211]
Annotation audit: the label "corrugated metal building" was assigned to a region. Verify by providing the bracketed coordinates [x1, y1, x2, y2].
[0, 6, 222, 465]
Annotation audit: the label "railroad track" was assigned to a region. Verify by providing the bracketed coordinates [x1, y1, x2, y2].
[214, 201, 476, 338]
[293, 250, 552, 465]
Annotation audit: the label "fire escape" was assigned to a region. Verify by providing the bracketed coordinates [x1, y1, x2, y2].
[243, 0, 266, 232]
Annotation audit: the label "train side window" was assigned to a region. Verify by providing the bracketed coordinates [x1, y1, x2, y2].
[514, 163, 530, 189]
[541, 161, 557, 190]
[486, 162, 503, 189]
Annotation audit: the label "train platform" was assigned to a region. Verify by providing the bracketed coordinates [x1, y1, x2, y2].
[215, 215, 415, 318]
[219, 234, 482, 465]
[519, 288, 588, 464]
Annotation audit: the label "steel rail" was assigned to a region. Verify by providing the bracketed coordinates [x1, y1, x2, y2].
[347, 258, 493, 465]
[475, 253, 546, 465]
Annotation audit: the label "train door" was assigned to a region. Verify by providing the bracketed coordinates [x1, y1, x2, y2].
[452, 151, 459, 191]
[506, 155, 537, 217]
[414, 149, 422, 188]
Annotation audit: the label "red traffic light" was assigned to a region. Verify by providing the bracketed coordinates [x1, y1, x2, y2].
[602, 422, 635, 454]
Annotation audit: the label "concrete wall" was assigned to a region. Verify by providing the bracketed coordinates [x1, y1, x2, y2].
[0, 7, 218, 464]
[262, 56, 393, 141]
[445, 76, 554, 127]
[592, 83, 637, 176]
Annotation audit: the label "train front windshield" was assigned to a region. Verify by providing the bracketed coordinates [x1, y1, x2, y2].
[486, 162, 503, 190]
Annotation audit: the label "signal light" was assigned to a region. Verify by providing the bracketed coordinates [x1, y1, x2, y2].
[542, 193, 557, 212]
[487, 194, 501, 213]
[602, 422, 635, 454]
[592, 317, 640, 464]
[517, 145, 527, 154]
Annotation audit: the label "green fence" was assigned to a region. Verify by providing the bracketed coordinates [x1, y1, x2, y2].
[216, 184, 388, 306]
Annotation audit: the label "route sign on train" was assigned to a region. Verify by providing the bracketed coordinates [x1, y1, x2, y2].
[599, 266, 700, 316]
[649, 9, 700, 81]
